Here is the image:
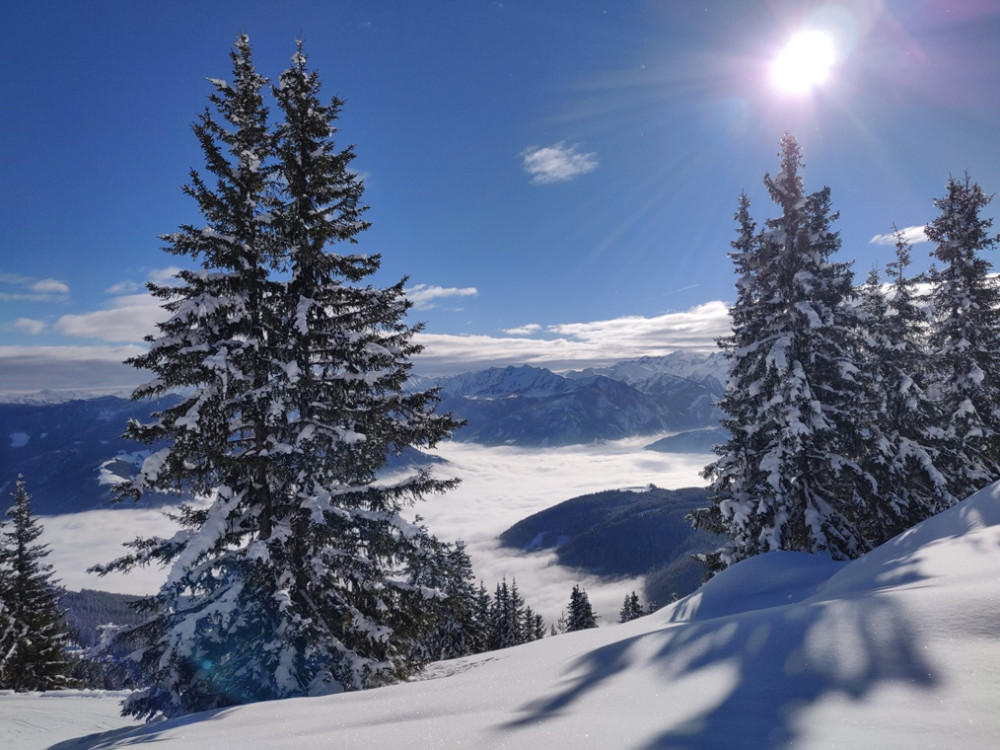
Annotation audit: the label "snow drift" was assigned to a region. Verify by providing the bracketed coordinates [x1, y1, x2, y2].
[20, 482, 1000, 749]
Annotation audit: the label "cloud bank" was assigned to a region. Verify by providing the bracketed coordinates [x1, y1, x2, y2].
[0, 301, 731, 395]
[521, 142, 598, 184]
[0, 345, 147, 397]
[414, 301, 731, 375]
[43, 438, 710, 623]
[1, 259, 731, 394]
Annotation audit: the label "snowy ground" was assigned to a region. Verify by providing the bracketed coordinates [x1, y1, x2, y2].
[10, 477, 1000, 748]
[0, 691, 140, 749]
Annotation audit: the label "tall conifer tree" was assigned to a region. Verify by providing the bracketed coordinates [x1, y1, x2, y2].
[696, 134, 874, 570]
[94, 36, 459, 719]
[925, 174, 1000, 499]
[857, 233, 952, 542]
[565, 585, 597, 632]
[0, 476, 73, 691]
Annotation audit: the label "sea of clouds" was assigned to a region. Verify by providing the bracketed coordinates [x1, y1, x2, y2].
[42, 436, 710, 625]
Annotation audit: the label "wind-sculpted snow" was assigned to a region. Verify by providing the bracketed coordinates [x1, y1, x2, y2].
[25, 482, 1000, 749]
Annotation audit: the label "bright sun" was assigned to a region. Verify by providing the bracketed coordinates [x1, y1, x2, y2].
[772, 30, 836, 95]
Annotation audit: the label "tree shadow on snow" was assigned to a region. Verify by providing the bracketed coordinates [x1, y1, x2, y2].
[47, 706, 240, 749]
[500, 581, 937, 749]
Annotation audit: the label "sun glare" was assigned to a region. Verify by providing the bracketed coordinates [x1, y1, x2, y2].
[772, 30, 836, 95]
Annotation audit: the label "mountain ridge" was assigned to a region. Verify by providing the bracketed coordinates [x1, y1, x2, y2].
[2, 353, 725, 513]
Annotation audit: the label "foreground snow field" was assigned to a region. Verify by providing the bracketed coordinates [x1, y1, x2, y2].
[9, 481, 999, 749]
[0, 691, 140, 748]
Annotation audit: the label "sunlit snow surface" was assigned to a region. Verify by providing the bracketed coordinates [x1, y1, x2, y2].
[14, 453, 1000, 749]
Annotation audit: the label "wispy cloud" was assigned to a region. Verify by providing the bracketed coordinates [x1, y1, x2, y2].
[0, 271, 71, 302]
[870, 225, 929, 246]
[414, 301, 731, 375]
[13, 318, 46, 335]
[31, 278, 70, 294]
[521, 141, 598, 184]
[502, 323, 542, 336]
[105, 280, 142, 295]
[148, 266, 185, 285]
[54, 293, 165, 343]
[54, 275, 478, 344]
[405, 283, 478, 310]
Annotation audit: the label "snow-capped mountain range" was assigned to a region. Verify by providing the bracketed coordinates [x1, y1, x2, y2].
[424, 352, 726, 446]
[2, 354, 725, 513]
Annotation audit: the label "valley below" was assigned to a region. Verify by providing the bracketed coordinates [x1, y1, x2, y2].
[42, 435, 713, 625]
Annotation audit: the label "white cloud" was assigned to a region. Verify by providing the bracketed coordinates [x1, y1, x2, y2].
[148, 266, 186, 285]
[31, 278, 70, 294]
[105, 280, 142, 295]
[414, 301, 731, 375]
[0, 272, 70, 302]
[51, 268, 186, 344]
[405, 284, 478, 310]
[13, 318, 46, 335]
[54, 292, 165, 343]
[521, 141, 598, 184]
[502, 323, 542, 336]
[870, 225, 929, 246]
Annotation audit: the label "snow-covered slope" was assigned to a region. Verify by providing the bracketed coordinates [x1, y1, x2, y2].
[0, 396, 183, 514]
[28, 482, 1000, 749]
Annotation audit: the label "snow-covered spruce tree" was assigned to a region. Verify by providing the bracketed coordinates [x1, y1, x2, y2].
[856, 232, 953, 542]
[404, 539, 487, 662]
[925, 174, 1000, 499]
[618, 591, 645, 623]
[262, 39, 459, 701]
[93, 37, 458, 719]
[0, 476, 74, 691]
[472, 582, 493, 652]
[521, 605, 546, 643]
[694, 134, 875, 571]
[565, 585, 597, 632]
[488, 578, 525, 649]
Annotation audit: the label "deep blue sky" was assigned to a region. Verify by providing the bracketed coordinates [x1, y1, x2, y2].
[2, 1, 999, 391]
